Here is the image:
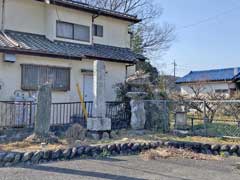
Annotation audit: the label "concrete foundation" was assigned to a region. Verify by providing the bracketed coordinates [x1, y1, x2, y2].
[87, 117, 111, 131]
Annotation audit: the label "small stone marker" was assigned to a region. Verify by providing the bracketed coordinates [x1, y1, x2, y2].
[175, 111, 187, 130]
[35, 83, 52, 136]
[87, 61, 111, 136]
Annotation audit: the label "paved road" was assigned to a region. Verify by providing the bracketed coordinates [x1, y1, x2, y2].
[0, 156, 239, 180]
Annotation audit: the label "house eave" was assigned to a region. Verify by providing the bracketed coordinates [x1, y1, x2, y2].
[176, 79, 234, 85]
[85, 55, 136, 64]
[0, 47, 83, 61]
[35, 0, 141, 23]
[0, 47, 137, 64]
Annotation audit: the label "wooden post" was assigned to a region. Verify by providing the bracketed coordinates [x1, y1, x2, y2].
[76, 83, 88, 120]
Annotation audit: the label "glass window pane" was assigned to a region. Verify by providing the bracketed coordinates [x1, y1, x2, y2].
[56, 21, 73, 39]
[74, 24, 90, 42]
[21, 64, 39, 90]
[94, 24, 103, 37]
[21, 65, 70, 91]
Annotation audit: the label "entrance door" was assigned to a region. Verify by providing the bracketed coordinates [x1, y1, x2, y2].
[83, 75, 93, 101]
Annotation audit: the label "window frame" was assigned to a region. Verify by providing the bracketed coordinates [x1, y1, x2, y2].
[74, 24, 90, 42]
[56, 21, 74, 40]
[21, 64, 71, 92]
[93, 24, 104, 37]
[56, 20, 90, 42]
[214, 89, 229, 94]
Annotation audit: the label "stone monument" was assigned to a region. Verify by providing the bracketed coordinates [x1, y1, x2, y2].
[87, 61, 111, 139]
[26, 83, 58, 143]
[35, 84, 52, 136]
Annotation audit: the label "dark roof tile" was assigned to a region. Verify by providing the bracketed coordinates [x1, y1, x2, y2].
[0, 30, 145, 63]
[176, 67, 240, 84]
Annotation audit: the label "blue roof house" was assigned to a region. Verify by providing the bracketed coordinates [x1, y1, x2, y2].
[176, 67, 240, 96]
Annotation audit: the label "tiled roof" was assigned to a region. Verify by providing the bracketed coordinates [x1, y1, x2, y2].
[176, 67, 240, 84]
[0, 30, 145, 63]
[233, 73, 240, 81]
[35, 0, 141, 23]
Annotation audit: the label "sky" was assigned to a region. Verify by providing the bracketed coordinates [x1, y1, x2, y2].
[153, 0, 240, 77]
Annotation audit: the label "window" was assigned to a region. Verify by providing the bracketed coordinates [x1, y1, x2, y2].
[93, 24, 103, 37]
[56, 21, 74, 39]
[215, 89, 228, 94]
[56, 21, 90, 42]
[74, 24, 90, 42]
[21, 64, 70, 91]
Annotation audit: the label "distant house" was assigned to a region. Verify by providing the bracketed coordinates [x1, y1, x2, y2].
[176, 67, 240, 96]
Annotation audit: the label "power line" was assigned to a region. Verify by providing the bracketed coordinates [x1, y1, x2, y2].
[178, 5, 240, 31]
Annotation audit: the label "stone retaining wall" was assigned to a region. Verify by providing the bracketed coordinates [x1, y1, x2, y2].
[0, 140, 240, 167]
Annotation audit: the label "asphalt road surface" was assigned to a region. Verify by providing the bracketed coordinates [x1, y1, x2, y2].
[0, 156, 239, 180]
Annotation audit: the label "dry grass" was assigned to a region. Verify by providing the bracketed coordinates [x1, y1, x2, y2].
[1, 130, 240, 152]
[91, 131, 240, 147]
[0, 140, 68, 152]
[140, 148, 223, 161]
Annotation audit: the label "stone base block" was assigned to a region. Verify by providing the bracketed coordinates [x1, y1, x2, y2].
[87, 117, 111, 131]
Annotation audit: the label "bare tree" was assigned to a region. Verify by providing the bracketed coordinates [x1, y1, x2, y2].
[172, 81, 227, 122]
[78, 0, 175, 55]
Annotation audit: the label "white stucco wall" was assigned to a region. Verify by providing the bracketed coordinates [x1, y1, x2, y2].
[93, 16, 131, 48]
[179, 82, 235, 96]
[0, 54, 128, 102]
[3, 0, 46, 35]
[0, 0, 131, 47]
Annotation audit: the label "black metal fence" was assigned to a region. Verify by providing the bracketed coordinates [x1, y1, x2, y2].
[106, 101, 131, 130]
[0, 101, 130, 129]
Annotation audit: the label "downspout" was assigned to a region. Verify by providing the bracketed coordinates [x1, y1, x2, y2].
[1, 0, 5, 32]
[92, 13, 100, 45]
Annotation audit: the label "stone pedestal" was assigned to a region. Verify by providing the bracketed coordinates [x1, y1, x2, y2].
[87, 60, 111, 136]
[127, 92, 147, 130]
[130, 100, 146, 130]
[87, 117, 111, 131]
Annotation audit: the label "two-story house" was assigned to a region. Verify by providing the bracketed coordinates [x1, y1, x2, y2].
[0, 0, 144, 102]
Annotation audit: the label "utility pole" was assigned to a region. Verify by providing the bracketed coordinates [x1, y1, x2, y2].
[173, 60, 177, 78]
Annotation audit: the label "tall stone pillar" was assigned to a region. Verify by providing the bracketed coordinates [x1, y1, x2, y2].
[87, 60, 111, 132]
[93, 60, 106, 118]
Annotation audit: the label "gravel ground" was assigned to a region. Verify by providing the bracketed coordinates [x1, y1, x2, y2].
[0, 156, 239, 180]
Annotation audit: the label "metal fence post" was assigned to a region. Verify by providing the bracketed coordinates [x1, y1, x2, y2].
[163, 100, 169, 133]
[191, 117, 194, 133]
[29, 101, 32, 126]
[203, 101, 208, 136]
